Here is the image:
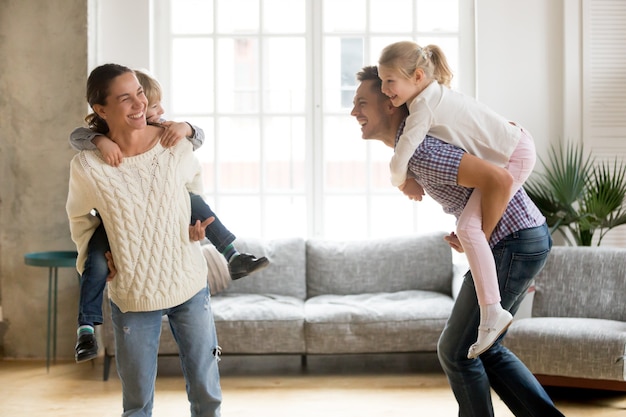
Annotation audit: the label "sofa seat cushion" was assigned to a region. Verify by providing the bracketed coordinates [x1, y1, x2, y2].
[304, 290, 454, 354]
[504, 317, 626, 382]
[212, 293, 306, 354]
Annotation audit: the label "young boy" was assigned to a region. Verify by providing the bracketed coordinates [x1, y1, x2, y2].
[69, 69, 269, 363]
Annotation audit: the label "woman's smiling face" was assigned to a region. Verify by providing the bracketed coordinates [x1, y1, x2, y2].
[95, 72, 149, 130]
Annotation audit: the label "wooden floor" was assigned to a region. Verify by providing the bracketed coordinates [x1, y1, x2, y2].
[1, 353, 625, 417]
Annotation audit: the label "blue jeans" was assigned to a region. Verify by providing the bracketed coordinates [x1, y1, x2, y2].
[78, 194, 235, 327]
[78, 221, 109, 326]
[189, 193, 236, 253]
[111, 287, 222, 417]
[437, 223, 564, 417]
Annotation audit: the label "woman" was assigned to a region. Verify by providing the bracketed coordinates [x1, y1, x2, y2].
[66, 63, 222, 417]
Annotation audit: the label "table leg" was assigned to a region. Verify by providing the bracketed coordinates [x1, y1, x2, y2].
[46, 267, 52, 373]
[53, 267, 58, 365]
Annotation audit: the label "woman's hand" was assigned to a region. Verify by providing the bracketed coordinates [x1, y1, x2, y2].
[105, 251, 117, 281]
[398, 178, 425, 201]
[189, 217, 215, 241]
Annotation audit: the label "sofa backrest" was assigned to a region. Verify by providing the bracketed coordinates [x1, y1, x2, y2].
[532, 246, 626, 321]
[306, 233, 452, 297]
[221, 237, 307, 299]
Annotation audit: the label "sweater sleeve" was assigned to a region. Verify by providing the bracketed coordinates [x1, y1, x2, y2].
[69, 127, 102, 151]
[66, 154, 101, 274]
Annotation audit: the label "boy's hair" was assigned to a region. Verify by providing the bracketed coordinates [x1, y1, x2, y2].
[134, 69, 162, 105]
[379, 41, 453, 88]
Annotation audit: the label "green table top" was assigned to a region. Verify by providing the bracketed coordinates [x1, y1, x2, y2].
[24, 251, 78, 268]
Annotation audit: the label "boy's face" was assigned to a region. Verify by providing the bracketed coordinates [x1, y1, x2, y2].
[146, 100, 165, 123]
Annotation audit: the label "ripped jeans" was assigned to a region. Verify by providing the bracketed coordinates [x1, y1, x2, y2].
[110, 287, 222, 417]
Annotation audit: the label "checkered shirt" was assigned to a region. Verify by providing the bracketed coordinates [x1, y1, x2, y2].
[395, 120, 546, 247]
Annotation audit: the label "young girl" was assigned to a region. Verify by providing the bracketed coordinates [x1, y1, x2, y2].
[378, 41, 537, 359]
[69, 69, 268, 363]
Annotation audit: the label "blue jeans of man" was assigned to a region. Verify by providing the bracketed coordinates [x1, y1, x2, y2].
[111, 287, 222, 417]
[78, 194, 235, 327]
[437, 223, 564, 417]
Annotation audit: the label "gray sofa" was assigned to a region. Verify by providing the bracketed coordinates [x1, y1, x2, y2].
[102, 233, 456, 380]
[504, 246, 626, 391]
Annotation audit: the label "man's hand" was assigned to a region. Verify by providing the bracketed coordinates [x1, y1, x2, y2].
[158, 121, 193, 148]
[444, 232, 464, 253]
[398, 178, 425, 201]
[189, 217, 215, 241]
[93, 136, 124, 167]
[104, 251, 117, 281]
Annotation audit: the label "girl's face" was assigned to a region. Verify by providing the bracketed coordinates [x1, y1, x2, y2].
[146, 100, 165, 123]
[94, 72, 148, 131]
[378, 65, 422, 107]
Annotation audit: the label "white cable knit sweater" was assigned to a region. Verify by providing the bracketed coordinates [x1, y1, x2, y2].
[66, 139, 208, 313]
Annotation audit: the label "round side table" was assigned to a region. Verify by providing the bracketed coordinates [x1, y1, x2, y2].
[24, 251, 78, 371]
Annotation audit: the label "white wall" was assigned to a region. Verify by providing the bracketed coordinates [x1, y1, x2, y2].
[475, 0, 565, 160]
[91, 0, 152, 70]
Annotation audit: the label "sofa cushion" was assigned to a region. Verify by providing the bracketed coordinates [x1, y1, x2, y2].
[532, 246, 626, 321]
[304, 290, 455, 354]
[212, 294, 306, 354]
[504, 317, 626, 382]
[222, 237, 307, 299]
[306, 233, 452, 297]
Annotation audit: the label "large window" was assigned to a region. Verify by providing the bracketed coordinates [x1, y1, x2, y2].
[153, 0, 471, 239]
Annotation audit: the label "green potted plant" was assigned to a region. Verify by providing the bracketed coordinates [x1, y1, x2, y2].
[525, 141, 626, 246]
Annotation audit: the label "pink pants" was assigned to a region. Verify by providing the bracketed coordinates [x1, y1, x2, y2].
[455, 127, 536, 306]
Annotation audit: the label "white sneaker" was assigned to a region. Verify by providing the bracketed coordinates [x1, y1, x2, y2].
[467, 309, 513, 359]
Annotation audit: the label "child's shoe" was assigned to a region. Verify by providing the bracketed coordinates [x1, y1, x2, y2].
[228, 253, 269, 280]
[75, 332, 98, 363]
[467, 308, 513, 359]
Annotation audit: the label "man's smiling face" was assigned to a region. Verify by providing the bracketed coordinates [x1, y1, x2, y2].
[350, 79, 389, 140]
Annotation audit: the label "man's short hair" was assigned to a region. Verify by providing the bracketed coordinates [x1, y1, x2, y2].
[356, 66, 383, 96]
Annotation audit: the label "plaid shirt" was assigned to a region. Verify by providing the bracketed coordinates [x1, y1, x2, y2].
[396, 120, 545, 247]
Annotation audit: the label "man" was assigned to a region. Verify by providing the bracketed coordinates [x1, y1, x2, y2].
[351, 65, 564, 417]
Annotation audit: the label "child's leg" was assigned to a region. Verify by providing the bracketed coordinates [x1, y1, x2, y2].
[457, 130, 536, 358]
[76, 220, 109, 362]
[78, 222, 109, 326]
[189, 193, 236, 253]
[189, 193, 269, 280]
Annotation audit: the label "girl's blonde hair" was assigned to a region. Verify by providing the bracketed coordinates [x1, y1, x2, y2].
[379, 41, 453, 88]
[134, 69, 162, 106]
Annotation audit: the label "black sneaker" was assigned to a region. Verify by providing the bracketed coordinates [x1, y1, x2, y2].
[229, 253, 269, 280]
[75, 333, 98, 363]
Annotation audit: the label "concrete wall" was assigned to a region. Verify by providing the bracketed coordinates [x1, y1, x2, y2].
[0, 0, 88, 358]
[0, 0, 571, 359]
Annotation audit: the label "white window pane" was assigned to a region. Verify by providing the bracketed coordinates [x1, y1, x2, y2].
[171, 38, 213, 114]
[218, 196, 262, 237]
[323, 0, 365, 32]
[415, 197, 456, 234]
[417, 0, 458, 32]
[185, 117, 216, 192]
[324, 116, 369, 190]
[324, 196, 368, 239]
[264, 117, 306, 191]
[263, 0, 305, 33]
[171, 0, 213, 34]
[216, 38, 259, 113]
[369, 195, 417, 237]
[216, 0, 259, 33]
[323, 37, 364, 112]
[370, 0, 414, 33]
[264, 38, 306, 113]
[264, 196, 308, 238]
[217, 117, 260, 189]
